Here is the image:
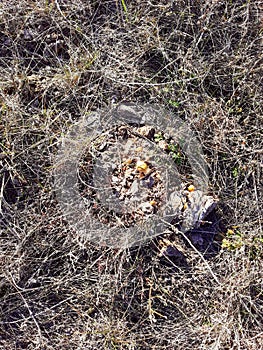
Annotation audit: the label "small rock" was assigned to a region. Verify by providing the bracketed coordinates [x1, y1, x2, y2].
[141, 176, 155, 188]
[139, 202, 154, 214]
[137, 126, 155, 138]
[158, 140, 168, 150]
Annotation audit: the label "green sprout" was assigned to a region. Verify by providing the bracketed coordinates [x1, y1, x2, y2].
[167, 143, 182, 164]
[249, 236, 263, 260]
[120, 0, 128, 13]
[232, 167, 239, 178]
[168, 99, 180, 108]
[154, 132, 164, 142]
[222, 228, 244, 251]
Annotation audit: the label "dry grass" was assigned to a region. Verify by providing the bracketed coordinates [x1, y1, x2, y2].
[0, 1, 262, 349]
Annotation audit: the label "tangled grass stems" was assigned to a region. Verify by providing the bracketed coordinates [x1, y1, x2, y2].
[0, 0, 262, 349]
